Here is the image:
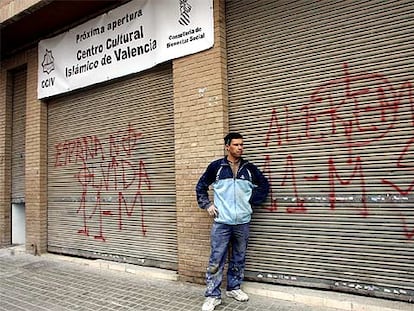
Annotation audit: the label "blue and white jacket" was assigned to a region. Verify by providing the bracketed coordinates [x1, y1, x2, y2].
[196, 156, 269, 225]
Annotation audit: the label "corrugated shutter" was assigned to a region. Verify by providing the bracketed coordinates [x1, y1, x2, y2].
[47, 64, 177, 270]
[11, 68, 26, 203]
[226, 0, 413, 302]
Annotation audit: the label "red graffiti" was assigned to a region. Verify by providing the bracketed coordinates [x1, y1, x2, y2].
[328, 156, 367, 216]
[401, 216, 414, 240]
[55, 135, 105, 167]
[281, 155, 306, 214]
[264, 63, 414, 239]
[117, 160, 150, 236]
[265, 63, 412, 151]
[382, 137, 414, 195]
[54, 123, 142, 167]
[263, 154, 308, 213]
[263, 155, 278, 212]
[55, 123, 150, 241]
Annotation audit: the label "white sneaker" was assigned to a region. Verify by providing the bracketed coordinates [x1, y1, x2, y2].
[226, 289, 249, 301]
[202, 297, 222, 311]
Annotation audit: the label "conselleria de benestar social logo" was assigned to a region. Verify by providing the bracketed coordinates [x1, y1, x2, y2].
[179, 0, 192, 26]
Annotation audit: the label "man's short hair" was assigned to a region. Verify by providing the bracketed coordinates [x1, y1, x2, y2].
[224, 132, 243, 145]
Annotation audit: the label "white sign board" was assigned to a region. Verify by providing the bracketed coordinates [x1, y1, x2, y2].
[38, 0, 213, 99]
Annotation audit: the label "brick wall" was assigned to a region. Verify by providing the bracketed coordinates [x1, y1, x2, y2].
[174, 0, 228, 284]
[24, 48, 48, 255]
[0, 56, 13, 246]
[1, 0, 229, 279]
[0, 0, 42, 23]
[0, 48, 47, 253]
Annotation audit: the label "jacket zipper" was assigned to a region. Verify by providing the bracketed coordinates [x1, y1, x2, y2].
[233, 162, 247, 223]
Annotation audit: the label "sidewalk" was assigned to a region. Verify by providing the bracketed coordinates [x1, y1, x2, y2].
[0, 246, 412, 311]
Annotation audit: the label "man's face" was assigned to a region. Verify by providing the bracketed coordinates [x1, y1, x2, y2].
[226, 138, 244, 159]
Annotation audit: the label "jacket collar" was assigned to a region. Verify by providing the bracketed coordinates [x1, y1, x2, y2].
[221, 156, 247, 166]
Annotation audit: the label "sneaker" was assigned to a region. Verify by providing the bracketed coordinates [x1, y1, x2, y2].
[226, 289, 249, 301]
[202, 297, 222, 311]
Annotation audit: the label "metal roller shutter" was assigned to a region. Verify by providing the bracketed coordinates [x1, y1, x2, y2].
[226, 0, 413, 302]
[47, 64, 177, 270]
[11, 68, 26, 203]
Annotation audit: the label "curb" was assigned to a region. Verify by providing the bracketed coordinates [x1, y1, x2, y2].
[42, 253, 179, 282]
[5, 245, 178, 281]
[243, 282, 413, 311]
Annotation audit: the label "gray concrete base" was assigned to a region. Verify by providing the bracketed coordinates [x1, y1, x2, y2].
[243, 282, 413, 311]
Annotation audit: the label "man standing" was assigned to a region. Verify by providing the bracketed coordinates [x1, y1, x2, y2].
[196, 133, 269, 311]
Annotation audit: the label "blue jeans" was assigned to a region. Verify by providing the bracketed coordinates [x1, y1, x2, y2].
[205, 222, 250, 298]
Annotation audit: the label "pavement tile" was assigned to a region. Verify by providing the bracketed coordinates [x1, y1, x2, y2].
[0, 249, 386, 311]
